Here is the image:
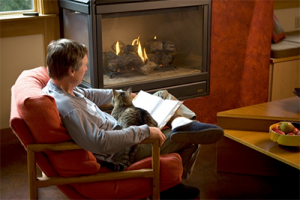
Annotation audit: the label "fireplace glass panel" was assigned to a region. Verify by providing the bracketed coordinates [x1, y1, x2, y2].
[63, 9, 91, 84]
[101, 6, 204, 88]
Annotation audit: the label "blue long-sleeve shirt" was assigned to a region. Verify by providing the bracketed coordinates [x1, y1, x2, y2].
[42, 80, 150, 162]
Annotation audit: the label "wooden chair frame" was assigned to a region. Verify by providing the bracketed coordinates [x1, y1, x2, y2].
[27, 138, 160, 200]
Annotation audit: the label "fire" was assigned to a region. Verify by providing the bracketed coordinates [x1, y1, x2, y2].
[132, 36, 140, 46]
[133, 36, 148, 63]
[144, 48, 148, 61]
[137, 42, 145, 62]
[116, 41, 120, 55]
[115, 36, 149, 62]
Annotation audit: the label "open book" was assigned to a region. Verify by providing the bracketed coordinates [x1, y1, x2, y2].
[132, 90, 182, 129]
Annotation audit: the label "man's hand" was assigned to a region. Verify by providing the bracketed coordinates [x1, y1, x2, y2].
[149, 127, 166, 147]
[131, 92, 137, 100]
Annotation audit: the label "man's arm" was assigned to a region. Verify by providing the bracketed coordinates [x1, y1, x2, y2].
[62, 109, 151, 155]
[75, 87, 115, 106]
[76, 87, 137, 106]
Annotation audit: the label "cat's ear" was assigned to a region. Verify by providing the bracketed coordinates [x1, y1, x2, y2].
[112, 89, 118, 96]
[127, 87, 132, 94]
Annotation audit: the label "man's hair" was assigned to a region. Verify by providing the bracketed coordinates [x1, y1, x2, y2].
[46, 39, 88, 80]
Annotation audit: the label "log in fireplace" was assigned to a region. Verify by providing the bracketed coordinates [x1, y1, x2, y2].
[59, 0, 211, 100]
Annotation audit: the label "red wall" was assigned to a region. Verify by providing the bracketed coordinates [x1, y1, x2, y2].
[184, 0, 274, 124]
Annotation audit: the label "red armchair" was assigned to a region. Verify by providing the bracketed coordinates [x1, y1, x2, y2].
[10, 66, 183, 199]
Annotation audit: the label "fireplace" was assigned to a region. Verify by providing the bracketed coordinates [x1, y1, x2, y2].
[59, 0, 211, 100]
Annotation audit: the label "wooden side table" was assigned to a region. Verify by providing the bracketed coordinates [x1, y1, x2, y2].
[217, 97, 300, 176]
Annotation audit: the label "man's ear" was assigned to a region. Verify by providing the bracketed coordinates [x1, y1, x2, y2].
[68, 67, 75, 77]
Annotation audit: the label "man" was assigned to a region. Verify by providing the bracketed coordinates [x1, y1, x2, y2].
[43, 39, 224, 199]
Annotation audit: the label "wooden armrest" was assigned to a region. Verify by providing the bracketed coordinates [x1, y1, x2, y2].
[139, 138, 159, 144]
[27, 138, 157, 152]
[27, 141, 80, 152]
[27, 138, 160, 200]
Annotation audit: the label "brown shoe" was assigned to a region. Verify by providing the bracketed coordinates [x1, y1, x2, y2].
[160, 183, 200, 200]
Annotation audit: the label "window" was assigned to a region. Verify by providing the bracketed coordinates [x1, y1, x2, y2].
[0, 0, 34, 13]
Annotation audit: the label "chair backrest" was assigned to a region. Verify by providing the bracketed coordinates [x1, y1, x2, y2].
[10, 67, 100, 177]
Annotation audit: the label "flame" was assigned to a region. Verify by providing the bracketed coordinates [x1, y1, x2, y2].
[137, 42, 148, 63]
[116, 41, 120, 55]
[132, 36, 140, 46]
[144, 48, 148, 61]
[137, 42, 144, 62]
[132, 36, 147, 63]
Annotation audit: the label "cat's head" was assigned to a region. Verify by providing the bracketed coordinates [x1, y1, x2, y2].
[112, 87, 133, 107]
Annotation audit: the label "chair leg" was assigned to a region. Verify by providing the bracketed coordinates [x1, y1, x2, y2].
[152, 139, 160, 199]
[27, 147, 38, 200]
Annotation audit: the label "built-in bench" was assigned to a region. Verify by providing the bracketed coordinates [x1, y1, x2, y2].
[271, 31, 300, 58]
[269, 31, 300, 102]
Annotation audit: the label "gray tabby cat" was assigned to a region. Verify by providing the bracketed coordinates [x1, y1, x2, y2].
[106, 87, 157, 171]
[111, 87, 158, 128]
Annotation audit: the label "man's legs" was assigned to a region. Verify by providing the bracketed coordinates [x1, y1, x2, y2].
[153, 90, 224, 145]
[135, 128, 200, 179]
[135, 126, 201, 199]
[135, 90, 223, 199]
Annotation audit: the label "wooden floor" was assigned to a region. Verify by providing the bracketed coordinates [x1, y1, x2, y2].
[1, 131, 300, 200]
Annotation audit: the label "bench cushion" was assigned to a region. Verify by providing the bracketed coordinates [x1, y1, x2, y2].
[271, 32, 300, 58]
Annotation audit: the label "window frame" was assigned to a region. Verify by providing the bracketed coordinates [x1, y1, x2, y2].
[0, 0, 37, 15]
[0, 0, 60, 17]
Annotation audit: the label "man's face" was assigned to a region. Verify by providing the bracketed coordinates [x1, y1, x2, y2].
[73, 55, 88, 86]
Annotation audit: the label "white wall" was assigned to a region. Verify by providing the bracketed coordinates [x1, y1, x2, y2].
[274, 7, 300, 32]
[0, 34, 45, 129]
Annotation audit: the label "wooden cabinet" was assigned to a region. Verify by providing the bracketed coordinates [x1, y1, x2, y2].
[269, 56, 300, 101]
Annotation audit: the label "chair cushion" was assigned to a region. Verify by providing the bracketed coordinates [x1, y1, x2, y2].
[72, 153, 183, 199]
[13, 66, 100, 177]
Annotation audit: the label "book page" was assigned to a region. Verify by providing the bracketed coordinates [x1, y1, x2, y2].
[132, 90, 182, 129]
[151, 99, 182, 128]
[132, 91, 163, 115]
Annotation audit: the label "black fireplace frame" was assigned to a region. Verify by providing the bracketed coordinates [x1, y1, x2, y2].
[59, 0, 211, 100]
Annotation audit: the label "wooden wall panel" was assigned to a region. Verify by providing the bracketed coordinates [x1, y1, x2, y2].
[43, 16, 61, 53]
[0, 15, 60, 56]
[0, 19, 44, 38]
[274, 0, 300, 9]
[269, 59, 300, 101]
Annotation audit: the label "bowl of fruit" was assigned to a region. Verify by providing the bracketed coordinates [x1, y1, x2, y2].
[269, 122, 300, 146]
